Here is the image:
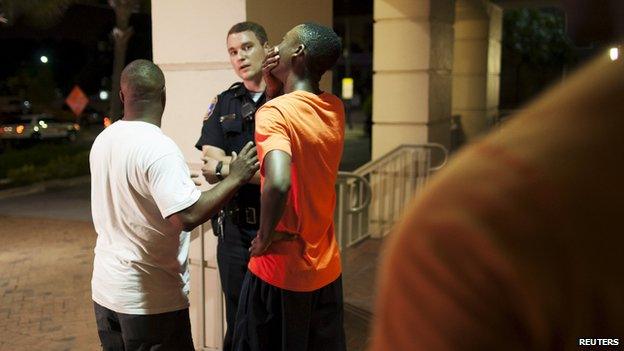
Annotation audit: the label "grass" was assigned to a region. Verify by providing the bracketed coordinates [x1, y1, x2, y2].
[0, 142, 91, 189]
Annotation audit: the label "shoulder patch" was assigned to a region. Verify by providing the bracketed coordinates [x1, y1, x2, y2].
[203, 96, 218, 121]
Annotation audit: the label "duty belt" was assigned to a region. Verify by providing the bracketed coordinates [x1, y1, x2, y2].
[225, 206, 258, 227]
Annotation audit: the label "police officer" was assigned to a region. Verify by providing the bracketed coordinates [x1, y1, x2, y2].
[195, 22, 269, 351]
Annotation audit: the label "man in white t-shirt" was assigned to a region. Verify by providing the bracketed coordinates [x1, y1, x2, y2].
[90, 59, 259, 350]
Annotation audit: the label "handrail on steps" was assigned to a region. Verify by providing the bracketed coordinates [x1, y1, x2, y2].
[335, 143, 449, 250]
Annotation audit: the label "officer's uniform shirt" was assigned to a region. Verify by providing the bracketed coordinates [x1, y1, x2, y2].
[195, 82, 265, 230]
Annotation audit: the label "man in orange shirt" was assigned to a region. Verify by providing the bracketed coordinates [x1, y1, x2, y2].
[232, 23, 346, 351]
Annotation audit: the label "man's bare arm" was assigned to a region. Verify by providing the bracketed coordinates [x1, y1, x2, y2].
[249, 150, 291, 256]
[202, 145, 261, 185]
[169, 142, 259, 231]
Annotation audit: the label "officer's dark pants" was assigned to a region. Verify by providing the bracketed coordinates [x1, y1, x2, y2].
[232, 271, 346, 351]
[93, 302, 194, 351]
[217, 216, 255, 351]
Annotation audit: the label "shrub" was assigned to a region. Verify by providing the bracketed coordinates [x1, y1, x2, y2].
[2, 147, 90, 188]
[0, 143, 90, 178]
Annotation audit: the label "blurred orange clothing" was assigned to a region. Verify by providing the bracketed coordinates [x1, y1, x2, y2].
[250, 90, 345, 292]
[371, 55, 624, 350]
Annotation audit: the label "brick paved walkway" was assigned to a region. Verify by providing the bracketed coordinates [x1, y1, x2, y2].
[0, 180, 379, 350]
[342, 238, 385, 351]
[0, 216, 99, 351]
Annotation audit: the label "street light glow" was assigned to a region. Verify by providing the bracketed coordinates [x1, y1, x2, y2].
[40, 55, 49, 63]
[609, 47, 619, 61]
[99, 90, 109, 100]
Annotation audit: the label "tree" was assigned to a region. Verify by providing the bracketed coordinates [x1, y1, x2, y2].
[1, 0, 148, 119]
[7, 64, 58, 108]
[503, 8, 574, 67]
[1, 0, 73, 26]
[108, 0, 139, 121]
[502, 8, 576, 107]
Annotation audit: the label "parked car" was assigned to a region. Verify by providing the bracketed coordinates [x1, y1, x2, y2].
[0, 114, 80, 142]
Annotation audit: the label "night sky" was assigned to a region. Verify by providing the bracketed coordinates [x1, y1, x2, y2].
[0, 4, 151, 97]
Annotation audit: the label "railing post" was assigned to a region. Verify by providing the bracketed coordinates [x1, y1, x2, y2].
[335, 180, 346, 251]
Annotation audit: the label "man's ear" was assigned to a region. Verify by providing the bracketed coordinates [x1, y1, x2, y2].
[293, 44, 305, 57]
[119, 90, 125, 104]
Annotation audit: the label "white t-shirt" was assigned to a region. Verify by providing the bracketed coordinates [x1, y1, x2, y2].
[90, 120, 201, 314]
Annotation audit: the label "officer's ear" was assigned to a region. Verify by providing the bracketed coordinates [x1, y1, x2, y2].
[119, 90, 125, 104]
[161, 86, 166, 109]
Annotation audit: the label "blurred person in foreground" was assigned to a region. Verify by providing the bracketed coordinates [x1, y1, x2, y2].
[90, 59, 258, 350]
[233, 23, 346, 351]
[370, 1, 624, 350]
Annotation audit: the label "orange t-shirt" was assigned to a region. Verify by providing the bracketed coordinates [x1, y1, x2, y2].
[249, 90, 345, 292]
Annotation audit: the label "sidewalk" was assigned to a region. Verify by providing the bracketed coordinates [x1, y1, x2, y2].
[0, 181, 377, 350]
[0, 216, 99, 351]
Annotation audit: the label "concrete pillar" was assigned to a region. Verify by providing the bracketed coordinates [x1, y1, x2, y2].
[372, 0, 455, 159]
[151, 1, 332, 349]
[452, 0, 502, 139]
[152, 2, 245, 348]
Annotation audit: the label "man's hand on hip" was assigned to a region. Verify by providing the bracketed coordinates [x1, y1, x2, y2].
[249, 231, 297, 257]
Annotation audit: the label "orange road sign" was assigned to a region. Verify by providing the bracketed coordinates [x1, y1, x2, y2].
[66, 85, 89, 117]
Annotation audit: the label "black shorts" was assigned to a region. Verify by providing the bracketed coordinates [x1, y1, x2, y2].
[93, 302, 194, 351]
[233, 271, 346, 351]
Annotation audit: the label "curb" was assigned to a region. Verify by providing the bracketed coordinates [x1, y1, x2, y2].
[0, 175, 91, 200]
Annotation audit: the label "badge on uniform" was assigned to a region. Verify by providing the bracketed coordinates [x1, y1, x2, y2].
[203, 96, 218, 121]
[220, 114, 236, 123]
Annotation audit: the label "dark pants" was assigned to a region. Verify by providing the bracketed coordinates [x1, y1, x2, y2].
[93, 302, 194, 351]
[217, 216, 255, 351]
[233, 271, 346, 351]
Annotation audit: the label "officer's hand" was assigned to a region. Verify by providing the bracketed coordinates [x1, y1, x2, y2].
[200, 156, 218, 181]
[190, 170, 202, 186]
[263, 46, 283, 99]
[228, 142, 259, 185]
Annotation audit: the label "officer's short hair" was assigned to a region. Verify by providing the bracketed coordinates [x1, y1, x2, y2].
[120, 59, 165, 101]
[296, 23, 342, 79]
[228, 21, 268, 45]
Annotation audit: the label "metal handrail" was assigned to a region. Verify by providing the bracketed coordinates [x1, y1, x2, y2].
[334, 143, 449, 250]
[354, 143, 448, 174]
[337, 172, 372, 214]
